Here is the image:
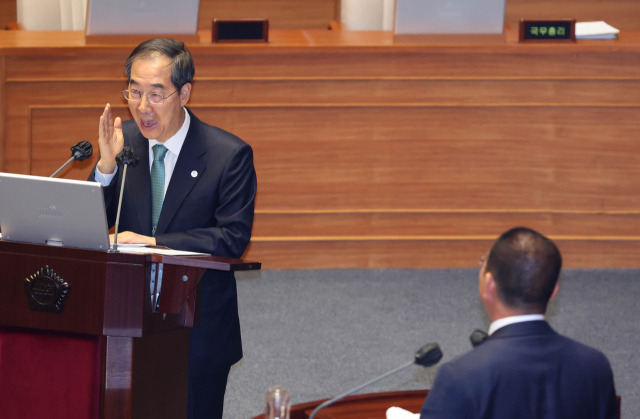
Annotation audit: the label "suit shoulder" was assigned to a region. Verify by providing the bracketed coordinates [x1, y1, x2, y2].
[554, 334, 614, 368]
[450, 330, 614, 375]
[190, 113, 252, 151]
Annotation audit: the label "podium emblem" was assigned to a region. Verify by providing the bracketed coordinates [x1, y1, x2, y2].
[24, 266, 71, 313]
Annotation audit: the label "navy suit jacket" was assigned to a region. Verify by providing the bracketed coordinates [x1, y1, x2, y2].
[89, 108, 257, 375]
[421, 321, 618, 419]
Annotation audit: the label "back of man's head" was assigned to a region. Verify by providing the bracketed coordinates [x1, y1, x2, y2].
[485, 227, 562, 313]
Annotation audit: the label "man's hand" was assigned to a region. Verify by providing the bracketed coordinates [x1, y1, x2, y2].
[97, 103, 124, 175]
[110, 231, 156, 246]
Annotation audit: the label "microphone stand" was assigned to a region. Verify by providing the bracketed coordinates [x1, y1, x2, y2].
[50, 141, 93, 178]
[50, 156, 77, 178]
[110, 147, 138, 252]
[111, 165, 128, 252]
[308, 342, 442, 419]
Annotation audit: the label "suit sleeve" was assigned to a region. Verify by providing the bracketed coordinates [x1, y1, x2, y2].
[154, 143, 257, 258]
[421, 363, 474, 419]
[601, 358, 620, 419]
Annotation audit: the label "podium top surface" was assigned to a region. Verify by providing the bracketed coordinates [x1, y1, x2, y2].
[0, 240, 261, 271]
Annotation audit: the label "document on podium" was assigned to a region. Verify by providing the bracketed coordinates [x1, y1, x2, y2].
[387, 406, 420, 418]
[112, 243, 209, 256]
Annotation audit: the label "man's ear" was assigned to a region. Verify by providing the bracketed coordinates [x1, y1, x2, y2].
[549, 282, 560, 302]
[482, 272, 498, 305]
[180, 83, 192, 105]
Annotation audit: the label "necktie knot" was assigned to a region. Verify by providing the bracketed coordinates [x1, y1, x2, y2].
[153, 144, 168, 162]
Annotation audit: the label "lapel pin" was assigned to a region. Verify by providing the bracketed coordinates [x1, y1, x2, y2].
[191, 170, 198, 178]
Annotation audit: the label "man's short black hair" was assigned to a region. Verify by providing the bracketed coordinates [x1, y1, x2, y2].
[485, 227, 562, 312]
[124, 38, 194, 90]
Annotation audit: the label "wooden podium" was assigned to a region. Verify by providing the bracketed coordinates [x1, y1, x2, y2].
[0, 240, 260, 419]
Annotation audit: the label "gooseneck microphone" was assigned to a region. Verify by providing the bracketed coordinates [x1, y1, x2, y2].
[50, 141, 94, 177]
[111, 146, 139, 252]
[307, 342, 443, 419]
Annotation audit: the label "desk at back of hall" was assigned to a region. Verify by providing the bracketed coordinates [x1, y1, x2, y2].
[1, 29, 640, 270]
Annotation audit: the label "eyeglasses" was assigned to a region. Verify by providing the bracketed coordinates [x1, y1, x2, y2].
[122, 89, 178, 105]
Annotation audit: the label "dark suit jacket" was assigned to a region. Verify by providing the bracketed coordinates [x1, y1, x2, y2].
[420, 321, 618, 419]
[89, 108, 257, 375]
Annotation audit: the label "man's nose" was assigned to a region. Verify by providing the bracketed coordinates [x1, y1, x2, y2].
[137, 94, 153, 112]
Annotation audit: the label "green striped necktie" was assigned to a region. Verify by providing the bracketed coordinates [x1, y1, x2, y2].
[150, 144, 168, 236]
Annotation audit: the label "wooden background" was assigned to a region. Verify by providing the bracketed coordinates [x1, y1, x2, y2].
[1, 1, 640, 270]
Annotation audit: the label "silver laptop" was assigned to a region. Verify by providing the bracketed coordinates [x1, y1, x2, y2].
[0, 172, 110, 251]
[85, 0, 200, 35]
[395, 0, 506, 34]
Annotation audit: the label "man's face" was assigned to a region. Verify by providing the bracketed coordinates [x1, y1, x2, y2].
[127, 55, 191, 143]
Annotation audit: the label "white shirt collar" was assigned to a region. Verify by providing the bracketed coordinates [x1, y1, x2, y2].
[488, 314, 545, 336]
[148, 107, 190, 156]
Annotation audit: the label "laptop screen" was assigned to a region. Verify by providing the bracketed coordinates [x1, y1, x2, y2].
[0, 172, 110, 251]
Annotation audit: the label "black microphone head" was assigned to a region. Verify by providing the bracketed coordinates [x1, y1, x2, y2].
[116, 146, 139, 167]
[470, 329, 489, 348]
[71, 141, 93, 161]
[414, 342, 443, 367]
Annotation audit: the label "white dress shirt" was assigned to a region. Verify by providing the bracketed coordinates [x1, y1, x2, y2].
[488, 314, 545, 336]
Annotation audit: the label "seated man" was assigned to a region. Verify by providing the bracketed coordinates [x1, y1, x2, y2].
[421, 227, 618, 419]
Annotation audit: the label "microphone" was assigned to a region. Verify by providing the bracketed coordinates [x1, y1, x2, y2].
[470, 329, 489, 347]
[110, 146, 139, 252]
[50, 141, 94, 177]
[308, 343, 443, 419]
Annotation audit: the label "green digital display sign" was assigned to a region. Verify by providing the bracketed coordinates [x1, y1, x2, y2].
[519, 19, 576, 43]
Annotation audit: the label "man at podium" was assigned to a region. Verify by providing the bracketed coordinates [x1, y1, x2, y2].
[89, 38, 257, 419]
[420, 227, 618, 419]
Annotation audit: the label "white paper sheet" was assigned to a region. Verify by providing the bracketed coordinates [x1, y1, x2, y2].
[575, 21, 620, 39]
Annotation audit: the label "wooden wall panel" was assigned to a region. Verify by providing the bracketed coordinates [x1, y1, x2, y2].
[252, 211, 640, 238]
[189, 78, 640, 106]
[247, 238, 640, 269]
[5, 55, 128, 80]
[0, 0, 16, 30]
[199, 0, 337, 30]
[190, 51, 640, 78]
[28, 107, 122, 178]
[3, 80, 128, 175]
[2, 31, 640, 269]
[190, 106, 640, 211]
[20, 102, 640, 210]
